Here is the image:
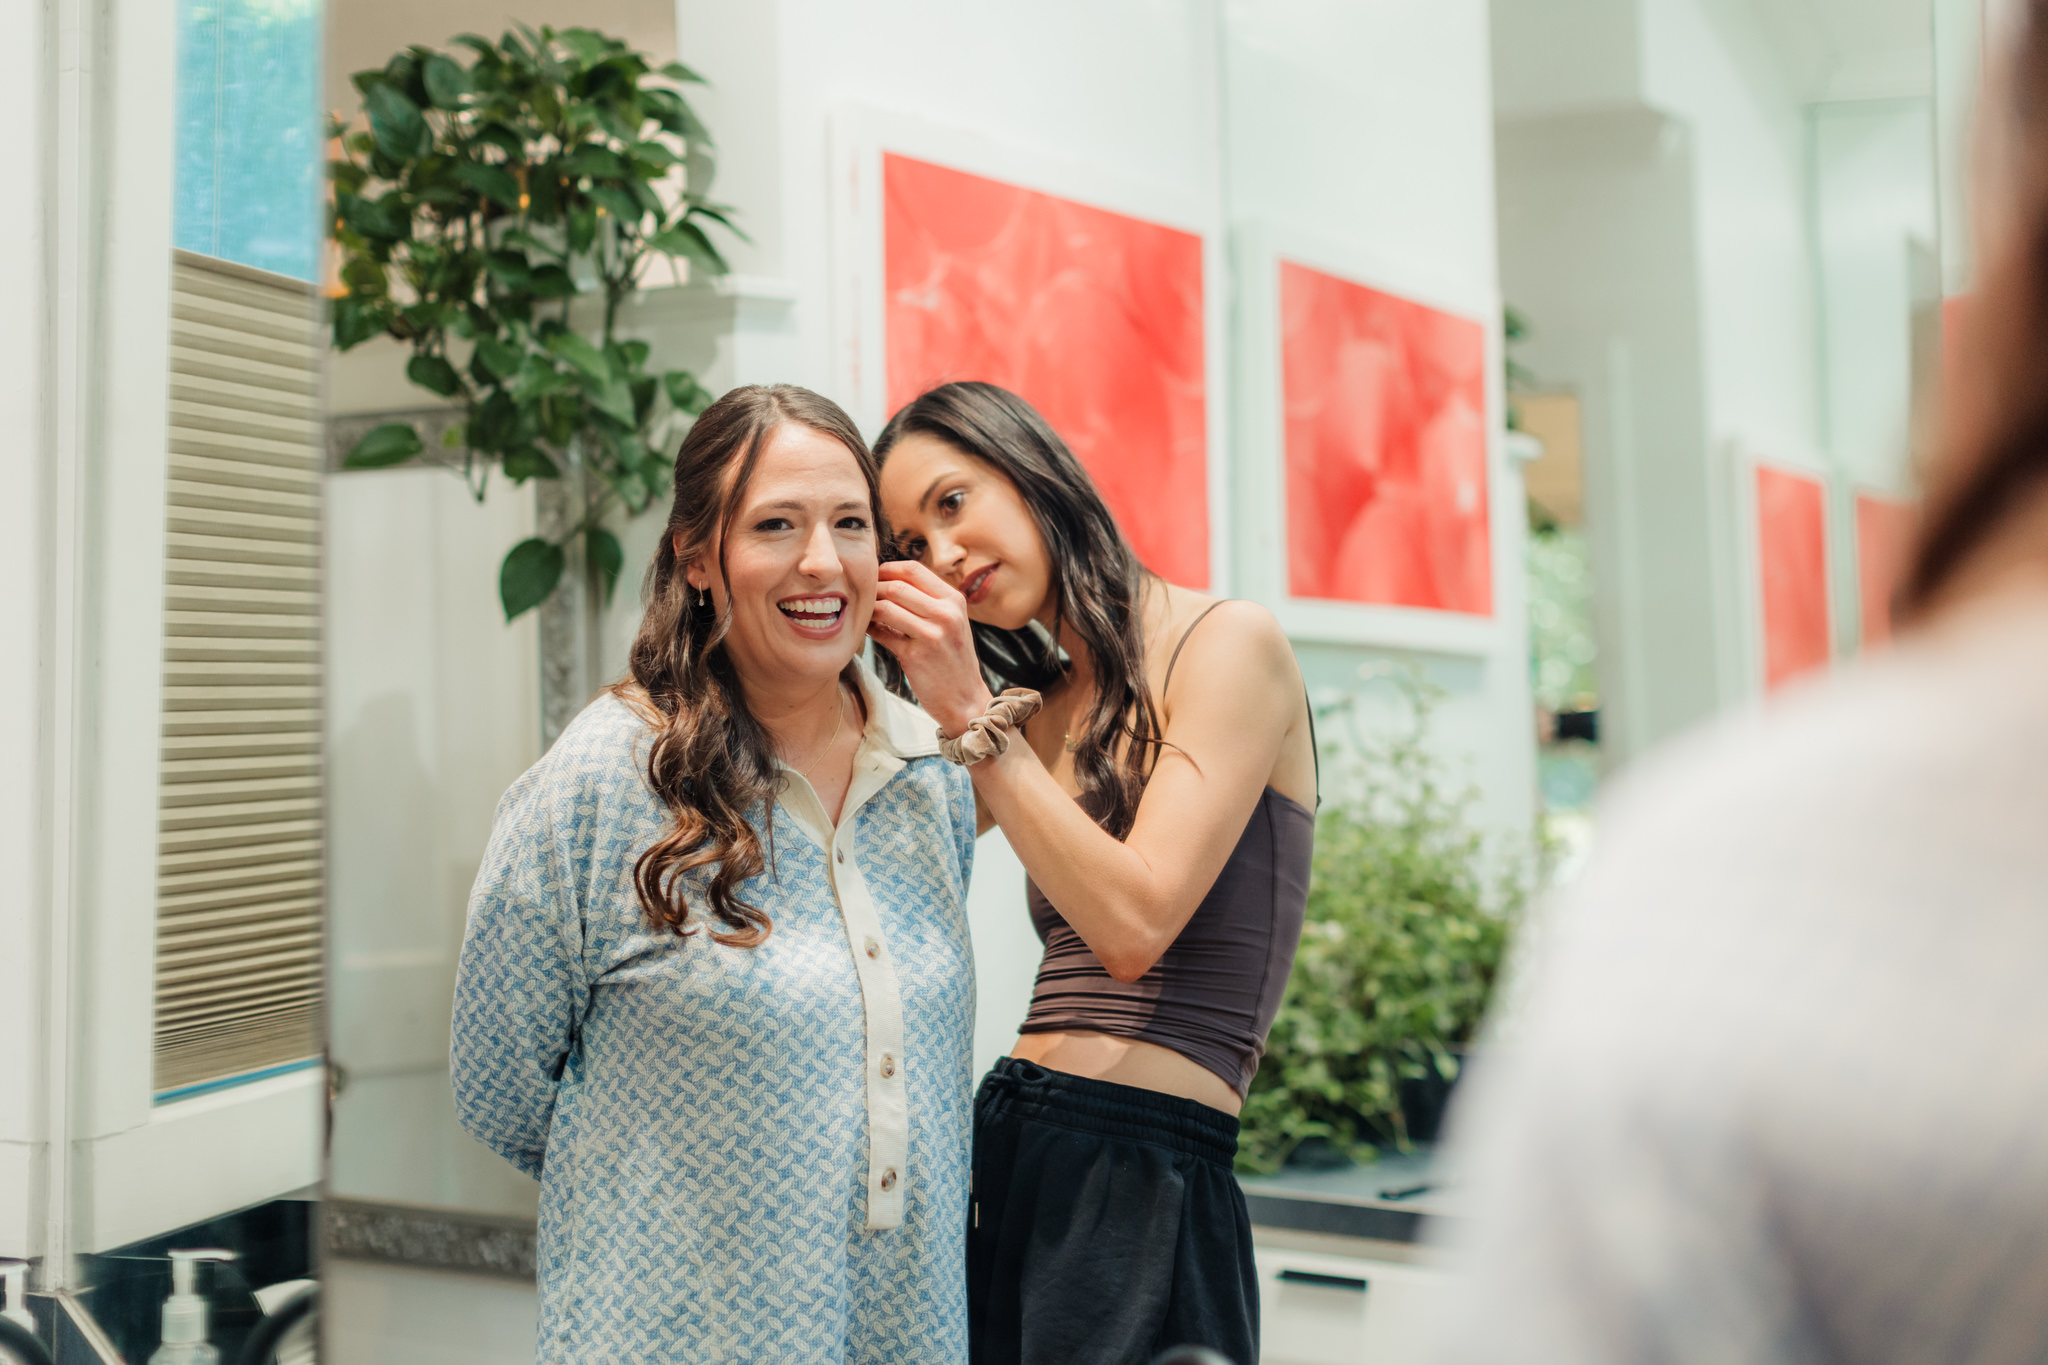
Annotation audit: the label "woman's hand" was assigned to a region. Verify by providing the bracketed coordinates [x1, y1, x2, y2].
[868, 561, 993, 736]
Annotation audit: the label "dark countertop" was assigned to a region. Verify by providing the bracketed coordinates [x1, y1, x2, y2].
[324, 1150, 1459, 1278]
[1238, 1149, 1457, 1245]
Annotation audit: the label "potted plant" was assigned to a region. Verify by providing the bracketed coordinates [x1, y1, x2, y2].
[326, 24, 739, 622]
[1235, 671, 1530, 1175]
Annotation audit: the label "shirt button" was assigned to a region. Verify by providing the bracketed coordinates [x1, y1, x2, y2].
[880, 1053, 896, 1079]
[879, 1168, 898, 1192]
[836, 849, 845, 864]
[863, 937, 880, 960]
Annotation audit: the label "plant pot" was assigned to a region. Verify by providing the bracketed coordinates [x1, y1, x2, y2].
[1394, 1050, 1467, 1147]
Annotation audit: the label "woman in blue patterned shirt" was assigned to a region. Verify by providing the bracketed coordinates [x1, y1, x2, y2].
[452, 384, 978, 1364]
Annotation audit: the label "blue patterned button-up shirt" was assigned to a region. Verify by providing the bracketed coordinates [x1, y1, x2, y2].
[452, 663, 976, 1363]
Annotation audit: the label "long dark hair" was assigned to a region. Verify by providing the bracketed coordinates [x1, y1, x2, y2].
[874, 382, 1161, 840]
[1900, 1, 2048, 617]
[614, 384, 880, 946]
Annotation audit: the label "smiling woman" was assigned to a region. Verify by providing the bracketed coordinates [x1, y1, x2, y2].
[450, 384, 980, 1364]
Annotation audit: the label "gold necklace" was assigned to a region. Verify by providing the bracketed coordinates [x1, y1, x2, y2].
[796, 683, 847, 780]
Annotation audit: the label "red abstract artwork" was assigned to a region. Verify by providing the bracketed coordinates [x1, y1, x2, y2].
[1756, 465, 1831, 688]
[883, 154, 1210, 588]
[1855, 493, 1916, 649]
[1279, 261, 1491, 615]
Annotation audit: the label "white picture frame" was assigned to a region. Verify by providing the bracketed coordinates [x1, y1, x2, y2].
[1231, 220, 1511, 656]
[828, 103, 1233, 593]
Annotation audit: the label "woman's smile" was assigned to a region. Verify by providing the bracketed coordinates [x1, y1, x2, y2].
[778, 592, 849, 636]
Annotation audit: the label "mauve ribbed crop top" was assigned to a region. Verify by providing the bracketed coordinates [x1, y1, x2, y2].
[1017, 605, 1315, 1098]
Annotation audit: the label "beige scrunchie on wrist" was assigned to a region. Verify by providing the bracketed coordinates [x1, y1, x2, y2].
[937, 689, 1044, 766]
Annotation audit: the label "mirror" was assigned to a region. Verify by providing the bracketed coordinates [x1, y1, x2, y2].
[304, 2, 1946, 1363]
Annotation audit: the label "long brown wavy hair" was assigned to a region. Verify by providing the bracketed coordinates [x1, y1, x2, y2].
[614, 384, 880, 946]
[873, 382, 1162, 841]
[1900, 1, 2048, 618]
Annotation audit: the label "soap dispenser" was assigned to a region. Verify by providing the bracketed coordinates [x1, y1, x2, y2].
[0, 1257, 32, 1333]
[149, 1248, 237, 1365]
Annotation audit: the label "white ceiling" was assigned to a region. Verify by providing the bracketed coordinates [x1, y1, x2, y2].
[1749, 0, 1933, 101]
[1809, 0, 1933, 55]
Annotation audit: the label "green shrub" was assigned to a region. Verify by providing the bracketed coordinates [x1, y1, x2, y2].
[1237, 672, 1528, 1174]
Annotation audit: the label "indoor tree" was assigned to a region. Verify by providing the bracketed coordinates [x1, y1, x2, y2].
[328, 24, 740, 619]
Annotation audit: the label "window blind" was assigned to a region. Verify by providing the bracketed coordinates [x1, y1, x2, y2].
[155, 249, 325, 1095]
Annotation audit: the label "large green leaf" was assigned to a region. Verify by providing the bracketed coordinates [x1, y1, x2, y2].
[663, 370, 712, 416]
[500, 538, 565, 621]
[422, 53, 470, 109]
[469, 389, 519, 452]
[344, 422, 424, 469]
[475, 121, 524, 159]
[659, 60, 706, 84]
[332, 296, 387, 351]
[651, 220, 728, 277]
[526, 264, 577, 299]
[483, 249, 532, 287]
[546, 330, 612, 383]
[367, 83, 430, 161]
[627, 139, 679, 170]
[330, 160, 369, 196]
[454, 160, 520, 208]
[503, 446, 561, 482]
[587, 526, 625, 605]
[583, 373, 637, 428]
[406, 353, 462, 397]
[686, 200, 751, 243]
[340, 191, 410, 243]
[557, 29, 613, 66]
[565, 205, 598, 255]
[560, 144, 630, 180]
[589, 186, 643, 224]
[473, 334, 524, 380]
[509, 356, 578, 402]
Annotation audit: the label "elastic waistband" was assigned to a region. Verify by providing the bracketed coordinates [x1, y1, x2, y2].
[976, 1056, 1240, 1169]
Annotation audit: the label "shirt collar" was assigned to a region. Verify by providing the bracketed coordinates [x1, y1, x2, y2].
[772, 657, 941, 848]
[850, 655, 943, 761]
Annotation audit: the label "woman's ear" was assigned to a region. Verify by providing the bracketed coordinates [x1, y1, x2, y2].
[676, 534, 703, 591]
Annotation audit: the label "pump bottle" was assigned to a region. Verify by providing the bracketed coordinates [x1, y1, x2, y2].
[0, 1258, 32, 1334]
[149, 1249, 237, 1365]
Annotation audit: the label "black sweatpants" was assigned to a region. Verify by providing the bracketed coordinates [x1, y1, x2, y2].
[967, 1057, 1259, 1365]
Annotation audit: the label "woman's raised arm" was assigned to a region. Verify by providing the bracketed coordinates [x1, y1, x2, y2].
[872, 563, 1303, 981]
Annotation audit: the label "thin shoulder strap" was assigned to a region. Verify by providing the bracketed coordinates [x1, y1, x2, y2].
[1160, 600, 1229, 701]
[1158, 597, 1321, 808]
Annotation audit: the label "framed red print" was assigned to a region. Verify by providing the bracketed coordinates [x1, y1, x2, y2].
[1279, 260, 1491, 616]
[881, 155, 1209, 587]
[1754, 463, 1832, 688]
[831, 109, 1226, 590]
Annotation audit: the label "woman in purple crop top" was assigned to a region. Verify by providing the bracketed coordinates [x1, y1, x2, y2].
[869, 382, 1316, 1365]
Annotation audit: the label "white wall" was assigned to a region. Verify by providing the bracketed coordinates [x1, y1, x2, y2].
[1492, 0, 1838, 753]
[1496, 108, 1725, 760]
[1225, 0, 1536, 843]
[0, 0, 49, 1262]
[323, 464, 545, 1218]
[1814, 99, 1938, 497]
[1491, 0, 1644, 117]
[1641, 0, 1825, 464]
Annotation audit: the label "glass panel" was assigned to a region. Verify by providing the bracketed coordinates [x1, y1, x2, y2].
[174, 0, 323, 280]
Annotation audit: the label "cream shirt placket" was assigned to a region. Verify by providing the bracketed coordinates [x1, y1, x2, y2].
[777, 725, 914, 1232]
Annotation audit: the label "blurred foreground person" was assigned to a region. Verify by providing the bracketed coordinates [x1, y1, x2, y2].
[452, 386, 976, 1363]
[1437, 10, 2048, 1363]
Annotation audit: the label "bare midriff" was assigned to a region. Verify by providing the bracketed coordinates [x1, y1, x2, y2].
[1009, 1029, 1244, 1116]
